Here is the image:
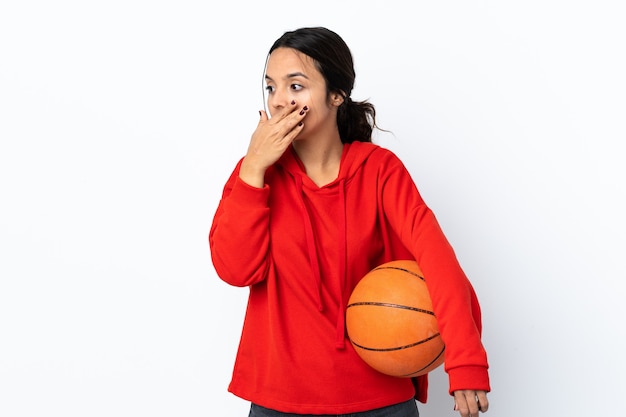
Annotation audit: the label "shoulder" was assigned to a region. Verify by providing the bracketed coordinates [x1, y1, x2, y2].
[348, 141, 403, 165]
[342, 141, 412, 186]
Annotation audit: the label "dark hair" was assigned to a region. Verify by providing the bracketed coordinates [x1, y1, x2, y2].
[268, 27, 377, 144]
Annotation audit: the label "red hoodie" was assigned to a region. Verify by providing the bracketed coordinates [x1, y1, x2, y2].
[209, 141, 490, 414]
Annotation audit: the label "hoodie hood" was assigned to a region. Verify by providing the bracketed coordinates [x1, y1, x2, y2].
[277, 141, 378, 186]
[276, 142, 379, 349]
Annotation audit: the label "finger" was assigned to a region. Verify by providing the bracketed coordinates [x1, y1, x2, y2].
[258, 110, 269, 122]
[476, 391, 489, 412]
[281, 120, 305, 145]
[275, 104, 309, 138]
[269, 100, 300, 122]
[453, 391, 469, 417]
[465, 391, 481, 416]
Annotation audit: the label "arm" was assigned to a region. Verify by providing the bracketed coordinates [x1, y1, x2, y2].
[380, 156, 491, 398]
[209, 161, 272, 287]
[209, 102, 308, 286]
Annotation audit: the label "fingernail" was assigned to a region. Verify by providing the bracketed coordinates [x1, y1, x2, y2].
[303, 106, 308, 111]
[299, 109, 305, 115]
[258, 111, 262, 116]
[298, 122, 303, 126]
[291, 100, 296, 105]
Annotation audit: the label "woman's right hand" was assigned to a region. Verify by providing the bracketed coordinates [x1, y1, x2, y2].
[239, 101, 308, 188]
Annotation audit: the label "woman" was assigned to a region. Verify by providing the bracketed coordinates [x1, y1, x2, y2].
[209, 27, 490, 417]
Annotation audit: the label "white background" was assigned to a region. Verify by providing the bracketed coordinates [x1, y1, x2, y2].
[1, 1, 625, 416]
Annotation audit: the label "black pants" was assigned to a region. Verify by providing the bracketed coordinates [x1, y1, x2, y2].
[248, 399, 419, 417]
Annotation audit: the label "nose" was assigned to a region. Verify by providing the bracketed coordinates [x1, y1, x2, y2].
[268, 88, 291, 112]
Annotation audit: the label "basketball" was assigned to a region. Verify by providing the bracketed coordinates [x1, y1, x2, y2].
[346, 260, 445, 378]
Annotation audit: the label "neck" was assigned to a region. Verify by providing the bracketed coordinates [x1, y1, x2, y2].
[292, 135, 344, 187]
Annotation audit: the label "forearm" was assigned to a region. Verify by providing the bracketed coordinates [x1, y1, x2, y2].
[210, 176, 272, 287]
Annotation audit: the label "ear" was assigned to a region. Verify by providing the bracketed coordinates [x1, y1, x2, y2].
[330, 92, 344, 107]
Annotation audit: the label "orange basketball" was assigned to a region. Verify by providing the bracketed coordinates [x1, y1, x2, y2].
[346, 260, 445, 377]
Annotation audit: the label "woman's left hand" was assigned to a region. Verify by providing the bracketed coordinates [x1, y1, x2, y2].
[453, 390, 489, 417]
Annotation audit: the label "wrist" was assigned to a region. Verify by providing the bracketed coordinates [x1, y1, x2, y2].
[239, 157, 266, 188]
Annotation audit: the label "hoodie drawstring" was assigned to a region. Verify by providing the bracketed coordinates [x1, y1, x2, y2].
[295, 176, 349, 349]
[295, 175, 324, 312]
[335, 178, 347, 349]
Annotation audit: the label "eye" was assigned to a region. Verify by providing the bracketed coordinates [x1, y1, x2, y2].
[265, 85, 275, 94]
[291, 84, 303, 91]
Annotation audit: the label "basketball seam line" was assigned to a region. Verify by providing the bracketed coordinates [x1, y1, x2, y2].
[373, 266, 425, 281]
[349, 333, 441, 352]
[399, 345, 446, 377]
[346, 302, 435, 315]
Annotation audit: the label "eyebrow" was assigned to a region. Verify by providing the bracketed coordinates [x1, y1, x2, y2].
[265, 72, 310, 82]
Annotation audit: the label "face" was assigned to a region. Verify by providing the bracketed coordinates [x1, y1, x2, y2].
[264, 47, 342, 139]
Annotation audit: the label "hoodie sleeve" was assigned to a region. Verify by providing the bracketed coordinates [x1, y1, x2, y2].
[379, 153, 491, 395]
[209, 159, 272, 287]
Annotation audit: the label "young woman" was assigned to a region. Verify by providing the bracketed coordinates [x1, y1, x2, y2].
[209, 27, 490, 417]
